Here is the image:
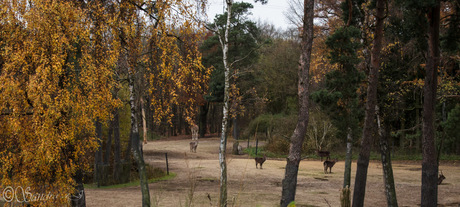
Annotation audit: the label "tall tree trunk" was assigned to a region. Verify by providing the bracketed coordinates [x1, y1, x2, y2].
[343, 128, 353, 188]
[94, 120, 103, 187]
[421, 2, 440, 206]
[352, 0, 385, 205]
[232, 116, 239, 140]
[105, 121, 113, 164]
[199, 102, 209, 138]
[218, 1, 232, 206]
[342, 128, 353, 207]
[377, 107, 398, 207]
[416, 95, 421, 152]
[141, 98, 148, 144]
[113, 107, 122, 182]
[280, 0, 314, 206]
[400, 116, 405, 148]
[129, 72, 151, 207]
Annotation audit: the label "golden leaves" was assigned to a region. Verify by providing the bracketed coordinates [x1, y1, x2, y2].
[146, 0, 212, 126]
[1, 0, 118, 204]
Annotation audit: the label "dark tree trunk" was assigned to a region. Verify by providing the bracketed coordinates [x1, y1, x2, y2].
[199, 102, 209, 138]
[232, 116, 239, 140]
[94, 120, 103, 187]
[421, 2, 440, 206]
[380, 129, 398, 206]
[352, 0, 385, 205]
[377, 107, 398, 207]
[105, 120, 112, 164]
[342, 129, 353, 206]
[280, 0, 314, 206]
[113, 108, 122, 182]
[416, 95, 421, 152]
[71, 169, 86, 207]
[343, 129, 353, 185]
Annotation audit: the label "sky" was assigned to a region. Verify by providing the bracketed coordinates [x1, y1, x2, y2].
[206, 0, 293, 30]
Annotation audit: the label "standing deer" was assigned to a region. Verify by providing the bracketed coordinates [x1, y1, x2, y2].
[191, 123, 199, 140]
[323, 158, 338, 174]
[438, 171, 446, 185]
[190, 140, 198, 153]
[316, 149, 330, 161]
[255, 154, 267, 169]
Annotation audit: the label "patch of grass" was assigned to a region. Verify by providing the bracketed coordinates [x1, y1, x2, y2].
[244, 146, 286, 158]
[302, 150, 460, 162]
[85, 173, 176, 189]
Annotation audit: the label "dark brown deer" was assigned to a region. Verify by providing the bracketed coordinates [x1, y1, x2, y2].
[323, 158, 338, 174]
[438, 171, 446, 185]
[316, 149, 330, 161]
[255, 154, 266, 169]
[189, 140, 198, 153]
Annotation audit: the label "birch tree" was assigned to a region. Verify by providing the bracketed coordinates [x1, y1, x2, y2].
[218, 1, 232, 205]
[0, 0, 118, 205]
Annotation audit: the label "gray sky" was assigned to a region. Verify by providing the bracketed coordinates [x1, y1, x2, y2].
[206, 0, 292, 30]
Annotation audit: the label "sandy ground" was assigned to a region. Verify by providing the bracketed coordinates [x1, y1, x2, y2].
[85, 136, 460, 207]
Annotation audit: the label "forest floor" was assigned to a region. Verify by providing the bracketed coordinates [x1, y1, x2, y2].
[85, 136, 460, 207]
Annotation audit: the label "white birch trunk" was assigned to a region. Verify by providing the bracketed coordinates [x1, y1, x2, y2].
[218, 1, 232, 206]
[129, 72, 150, 207]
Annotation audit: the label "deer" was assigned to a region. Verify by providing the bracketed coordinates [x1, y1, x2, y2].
[237, 145, 243, 155]
[316, 149, 330, 161]
[323, 158, 338, 174]
[191, 123, 199, 140]
[255, 154, 267, 169]
[190, 140, 198, 153]
[438, 171, 446, 185]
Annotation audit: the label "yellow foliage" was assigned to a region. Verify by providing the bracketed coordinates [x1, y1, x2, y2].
[1, 0, 118, 205]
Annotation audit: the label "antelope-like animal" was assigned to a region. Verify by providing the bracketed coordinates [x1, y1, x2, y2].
[323, 158, 338, 174]
[316, 149, 330, 161]
[191, 124, 199, 140]
[255, 154, 267, 169]
[438, 171, 446, 185]
[190, 140, 198, 153]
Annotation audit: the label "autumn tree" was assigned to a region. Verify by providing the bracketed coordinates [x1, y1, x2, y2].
[111, 1, 211, 206]
[0, 0, 118, 205]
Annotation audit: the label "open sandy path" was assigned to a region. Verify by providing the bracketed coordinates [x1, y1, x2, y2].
[86, 137, 460, 207]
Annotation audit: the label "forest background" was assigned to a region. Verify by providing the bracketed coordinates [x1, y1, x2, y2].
[0, 0, 459, 206]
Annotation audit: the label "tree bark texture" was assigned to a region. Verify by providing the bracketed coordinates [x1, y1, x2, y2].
[280, 0, 314, 206]
[219, 1, 232, 206]
[199, 103, 209, 138]
[377, 107, 398, 207]
[343, 128, 353, 188]
[421, 2, 440, 206]
[352, 0, 385, 205]
[94, 120, 103, 187]
[129, 72, 151, 207]
[113, 107, 122, 182]
[232, 116, 239, 140]
[105, 121, 112, 165]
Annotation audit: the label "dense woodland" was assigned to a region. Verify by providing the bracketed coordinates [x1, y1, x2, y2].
[0, 0, 459, 206]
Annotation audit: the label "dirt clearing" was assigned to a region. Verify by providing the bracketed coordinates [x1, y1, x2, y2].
[85, 137, 460, 207]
